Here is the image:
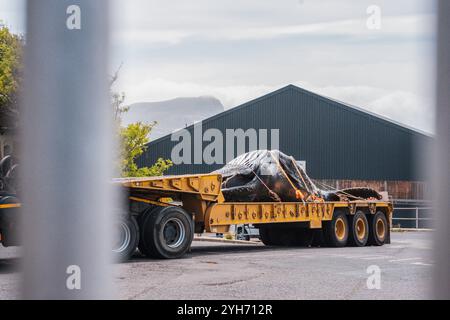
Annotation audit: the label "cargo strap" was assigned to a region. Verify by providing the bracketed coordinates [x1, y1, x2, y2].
[250, 168, 281, 202]
[289, 156, 322, 202]
[314, 180, 366, 201]
[269, 151, 305, 203]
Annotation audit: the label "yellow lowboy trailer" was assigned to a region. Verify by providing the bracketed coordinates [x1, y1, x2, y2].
[114, 173, 393, 261]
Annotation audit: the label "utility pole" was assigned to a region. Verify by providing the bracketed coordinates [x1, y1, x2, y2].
[21, 0, 113, 299]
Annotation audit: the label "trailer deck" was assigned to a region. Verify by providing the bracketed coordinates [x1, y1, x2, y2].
[113, 173, 393, 261]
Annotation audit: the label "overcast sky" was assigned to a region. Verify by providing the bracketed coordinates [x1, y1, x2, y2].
[0, 0, 437, 133]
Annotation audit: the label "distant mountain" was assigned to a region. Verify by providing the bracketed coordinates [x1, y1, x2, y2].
[122, 96, 225, 139]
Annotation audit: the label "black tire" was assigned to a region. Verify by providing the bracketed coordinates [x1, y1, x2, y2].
[281, 228, 313, 246]
[259, 226, 293, 246]
[368, 211, 388, 246]
[310, 229, 325, 247]
[259, 225, 311, 246]
[137, 207, 156, 255]
[323, 210, 349, 247]
[4, 163, 18, 192]
[141, 206, 193, 259]
[0, 155, 15, 177]
[273, 228, 295, 246]
[348, 210, 369, 247]
[258, 226, 275, 245]
[112, 215, 139, 262]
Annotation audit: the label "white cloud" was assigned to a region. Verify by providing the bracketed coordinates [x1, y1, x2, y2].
[0, 0, 25, 33]
[113, 14, 435, 46]
[0, 0, 436, 133]
[108, 0, 436, 134]
[368, 91, 434, 133]
[307, 84, 434, 133]
[114, 73, 434, 133]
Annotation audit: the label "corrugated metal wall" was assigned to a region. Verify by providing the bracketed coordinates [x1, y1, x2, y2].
[137, 85, 432, 181]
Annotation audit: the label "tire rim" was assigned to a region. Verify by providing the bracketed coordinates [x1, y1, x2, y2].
[376, 218, 386, 239]
[113, 221, 131, 253]
[335, 218, 346, 241]
[356, 217, 366, 240]
[163, 218, 186, 248]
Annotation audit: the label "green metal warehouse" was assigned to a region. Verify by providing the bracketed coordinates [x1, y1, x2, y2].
[137, 85, 432, 201]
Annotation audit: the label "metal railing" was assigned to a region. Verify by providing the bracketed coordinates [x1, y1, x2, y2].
[392, 207, 433, 229]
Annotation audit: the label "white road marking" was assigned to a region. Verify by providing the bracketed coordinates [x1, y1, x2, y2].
[319, 254, 394, 261]
[360, 255, 392, 260]
[411, 262, 433, 266]
[341, 255, 390, 259]
[389, 257, 421, 262]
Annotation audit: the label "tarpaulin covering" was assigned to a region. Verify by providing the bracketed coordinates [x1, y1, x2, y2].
[214, 150, 381, 202]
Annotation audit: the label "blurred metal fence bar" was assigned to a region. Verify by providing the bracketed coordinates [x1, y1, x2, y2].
[21, 0, 113, 299]
[392, 207, 433, 229]
[435, 0, 450, 300]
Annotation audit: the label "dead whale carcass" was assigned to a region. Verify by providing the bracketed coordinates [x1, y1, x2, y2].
[214, 150, 382, 202]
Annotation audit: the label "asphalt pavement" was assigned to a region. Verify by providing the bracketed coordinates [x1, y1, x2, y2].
[0, 231, 433, 299]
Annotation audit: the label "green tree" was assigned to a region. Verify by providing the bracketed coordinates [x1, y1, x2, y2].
[110, 67, 172, 177]
[119, 122, 172, 177]
[0, 25, 23, 112]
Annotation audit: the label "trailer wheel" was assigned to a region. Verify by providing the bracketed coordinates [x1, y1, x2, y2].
[137, 206, 156, 255]
[368, 211, 388, 246]
[258, 226, 276, 245]
[259, 226, 295, 246]
[348, 210, 369, 247]
[272, 228, 294, 246]
[141, 206, 193, 259]
[323, 210, 348, 247]
[259, 225, 312, 246]
[112, 215, 139, 262]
